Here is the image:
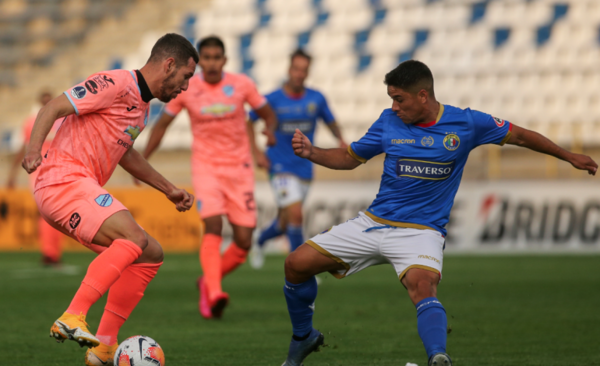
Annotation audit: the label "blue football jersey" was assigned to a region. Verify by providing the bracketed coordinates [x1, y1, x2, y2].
[249, 88, 335, 180]
[349, 104, 512, 236]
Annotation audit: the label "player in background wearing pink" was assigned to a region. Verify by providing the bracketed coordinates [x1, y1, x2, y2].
[7, 91, 64, 266]
[22, 33, 198, 366]
[142, 36, 277, 319]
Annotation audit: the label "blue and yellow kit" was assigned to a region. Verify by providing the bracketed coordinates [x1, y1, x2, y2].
[249, 87, 335, 180]
[349, 104, 512, 236]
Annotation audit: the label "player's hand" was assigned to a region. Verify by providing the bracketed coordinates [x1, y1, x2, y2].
[262, 129, 277, 147]
[22, 150, 43, 174]
[292, 129, 312, 159]
[569, 153, 598, 175]
[167, 188, 195, 212]
[254, 150, 270, 170]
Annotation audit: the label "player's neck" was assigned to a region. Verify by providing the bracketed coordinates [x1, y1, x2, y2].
[138, 65, 159, 100]
[414, 101, 441, 126]
[283, 83, 305, 99]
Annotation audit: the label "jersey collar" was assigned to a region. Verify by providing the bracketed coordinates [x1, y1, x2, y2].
[414, 104, 444, 128]
[134, 70, 154, 103]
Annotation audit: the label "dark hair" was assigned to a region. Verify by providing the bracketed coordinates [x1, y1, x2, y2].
[197, 36, 225, 55]
[384, 60, 434, 96]
[148, 33, 199, 66]
[290, 48, 311, 63]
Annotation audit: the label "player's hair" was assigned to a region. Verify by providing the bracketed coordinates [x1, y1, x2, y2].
[290, 48, 311, 63]
[384, 60, 434, 97]
[148, 33, 199, 66]
[197, 36, 225, 55]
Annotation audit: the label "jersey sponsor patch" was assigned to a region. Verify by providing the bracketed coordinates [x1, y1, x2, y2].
[124, 125, 141, 141]
[71, 86, 87, 100]
[85, 74, 115, 94]
[280, 120, 313, 134]
[201, 103, 236, 116]
[443, 134, 460, 151]
[421, 136, 434, 147]
[396, 159, 455, 180]
[493, 117, 505, 127]
[95, 194, 113, 207]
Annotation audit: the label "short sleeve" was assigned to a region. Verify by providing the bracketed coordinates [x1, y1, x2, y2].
[164, 94, 184, 117]
[470, 110, 512, 146]
[317, 93, 335, 124]
[242, 76, 267, 110]
[63, 72, 120, 116]
[348, 118, 384, 163]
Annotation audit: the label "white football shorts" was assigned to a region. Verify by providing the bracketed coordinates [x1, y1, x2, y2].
[270, 173, 311, 208]
[306, 212, 445, 280]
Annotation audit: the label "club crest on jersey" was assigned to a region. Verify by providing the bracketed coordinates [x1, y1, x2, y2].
[124, 125, 141, 141]
[201, 103, 236, 116]
[71, 86, 87, 100]
[493, 117, 505, 127]
[95, 194, 113, 207]
[396, 159, 455, 180]
[222, 85, 234, 97]
[307, 102, 317, 114]
[421, 136, 434, 147]
[443, 134, 460, 151]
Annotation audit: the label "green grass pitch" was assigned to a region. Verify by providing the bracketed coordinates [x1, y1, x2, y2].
[1, 252, 600, 365]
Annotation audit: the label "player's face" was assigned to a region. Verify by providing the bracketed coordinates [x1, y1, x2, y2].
[158, 57, 196, 103]
[387, 85, 427, 124]
[288, 56, 310, 90]
[199, 46, 227, 84]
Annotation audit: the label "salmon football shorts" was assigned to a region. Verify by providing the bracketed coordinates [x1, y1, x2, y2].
[34, 177, 128, 251]
[191, 160, 257, 228]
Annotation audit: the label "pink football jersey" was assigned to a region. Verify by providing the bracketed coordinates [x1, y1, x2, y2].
[164, 72, 266, 166]
[35, 69, 152, 190]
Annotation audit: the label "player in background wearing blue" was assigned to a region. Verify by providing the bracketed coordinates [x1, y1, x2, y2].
[281, 60, 598, 366]
[248, 49, 346, 268]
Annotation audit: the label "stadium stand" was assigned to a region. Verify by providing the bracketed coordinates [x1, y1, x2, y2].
[142, 0, 600, 149]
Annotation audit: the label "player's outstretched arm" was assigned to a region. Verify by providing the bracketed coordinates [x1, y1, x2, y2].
[142, 112, 176, 160]
[22, 94, 74, 174]
[292, 129, 360, 170]
[506, 124, 598, 175]
[119, 147, 194, 212]
[247, 121, 270, 170]
[253, 104, 278, 146]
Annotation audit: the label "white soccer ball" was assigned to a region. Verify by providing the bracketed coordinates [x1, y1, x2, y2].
[114, 335, 165, 366]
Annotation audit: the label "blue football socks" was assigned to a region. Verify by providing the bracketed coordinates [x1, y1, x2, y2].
[416, 297, 447, 359]
[258, 218, 283, 246]
[284, 277, 318, 339]
[286, 224, 304, 252]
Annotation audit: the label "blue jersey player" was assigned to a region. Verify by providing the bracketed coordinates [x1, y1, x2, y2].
[249, 49, 346, 268]
[281, 60, 598, 366]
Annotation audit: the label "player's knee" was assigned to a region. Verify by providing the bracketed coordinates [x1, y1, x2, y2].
[286, 205, 303, 226]
[203, 217, 223, 235]
[125, 228, 149, 251]
[284, 251, 312, 280]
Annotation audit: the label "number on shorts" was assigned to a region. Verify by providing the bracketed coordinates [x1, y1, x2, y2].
[244, 192, 256, 211]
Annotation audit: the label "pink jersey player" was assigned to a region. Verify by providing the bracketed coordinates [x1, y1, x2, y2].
[143, 36, 277, 320]
[21, 34, 198, 365]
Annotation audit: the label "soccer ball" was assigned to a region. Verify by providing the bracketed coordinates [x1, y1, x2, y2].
[114, 335, 165, 366]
